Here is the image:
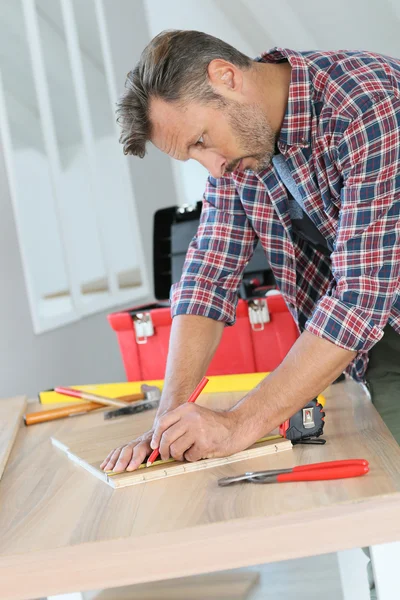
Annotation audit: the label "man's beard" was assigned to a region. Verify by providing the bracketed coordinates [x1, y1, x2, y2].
[223, 99, 276, 174]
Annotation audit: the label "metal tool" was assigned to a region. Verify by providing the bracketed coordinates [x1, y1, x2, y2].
[218, 459, 369, 487]
[104, 384, 161, 419]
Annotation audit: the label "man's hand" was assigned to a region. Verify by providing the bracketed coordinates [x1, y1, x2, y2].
[150, 403, 245, 462]
[100, 429, 153, 473]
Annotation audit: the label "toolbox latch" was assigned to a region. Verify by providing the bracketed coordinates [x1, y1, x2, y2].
[248, 299, 270, 331]
[133, 313, 154, 344]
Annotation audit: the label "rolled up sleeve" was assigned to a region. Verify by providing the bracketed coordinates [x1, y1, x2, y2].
[306, 96, 400, 352]
[170, 176, 258, 325]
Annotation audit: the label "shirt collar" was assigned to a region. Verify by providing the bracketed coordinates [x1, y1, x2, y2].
[257, 47, 312, 149]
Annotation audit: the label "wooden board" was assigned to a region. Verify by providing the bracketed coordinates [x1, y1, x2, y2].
[51, 392, 291, 488]
[53, 434, 291, 488]
[84, 571, 259, 600]
[0, 396, 27, 481]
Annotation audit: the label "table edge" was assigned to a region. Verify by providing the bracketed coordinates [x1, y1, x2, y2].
[2, 491, 400, 599]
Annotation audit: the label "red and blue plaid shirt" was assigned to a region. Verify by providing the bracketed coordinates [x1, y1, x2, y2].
[171, 48, 400, 381]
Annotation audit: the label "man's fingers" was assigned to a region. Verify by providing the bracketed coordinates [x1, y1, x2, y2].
[184, 445, 202, 463]
[113, 444, 136, 472]
[100, 448, 119, 470]
[151, 408, 183, 449]
[158, 422, 189, 460]
[100, 431, 154, 472]
[101, 447, 123, 471]
[126, 441, 151, 471]
[169, 434, 195, 462]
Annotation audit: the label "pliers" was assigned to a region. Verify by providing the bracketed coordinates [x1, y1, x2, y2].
[218, 459, 369, 486]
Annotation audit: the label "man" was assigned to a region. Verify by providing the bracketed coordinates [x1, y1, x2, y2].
[101, 30, 400, 475]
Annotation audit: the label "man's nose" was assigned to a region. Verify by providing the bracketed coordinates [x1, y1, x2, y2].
[196, 151, 226, 178]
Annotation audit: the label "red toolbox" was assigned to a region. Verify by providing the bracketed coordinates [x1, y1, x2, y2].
[108, 202, 299, 381]
[108, 293, 299, 381]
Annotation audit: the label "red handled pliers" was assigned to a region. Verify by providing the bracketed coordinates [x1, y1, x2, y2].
[218, 459, 369, 486]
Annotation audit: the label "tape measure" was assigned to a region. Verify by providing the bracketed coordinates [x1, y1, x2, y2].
[279, 395, 326, 444]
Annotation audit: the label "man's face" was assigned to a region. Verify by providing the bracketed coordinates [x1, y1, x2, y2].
[150, 95, 276, 179]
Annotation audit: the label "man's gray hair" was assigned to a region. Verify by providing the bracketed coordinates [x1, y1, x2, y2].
[117, 29, 253, 157]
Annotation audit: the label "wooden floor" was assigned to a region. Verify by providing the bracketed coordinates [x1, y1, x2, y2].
[83, 552, 344, 600]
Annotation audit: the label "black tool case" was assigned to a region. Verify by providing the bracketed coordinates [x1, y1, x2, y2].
[153, 201, 275, 299]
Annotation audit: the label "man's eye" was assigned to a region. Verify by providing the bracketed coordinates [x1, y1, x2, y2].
[195, 136, 205, 147]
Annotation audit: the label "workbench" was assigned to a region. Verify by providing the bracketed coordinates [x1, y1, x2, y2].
[1, 378, 399, 600]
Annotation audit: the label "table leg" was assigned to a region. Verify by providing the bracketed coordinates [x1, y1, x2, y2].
[337, 548, 370, 600]
[369, 541, 400, 600]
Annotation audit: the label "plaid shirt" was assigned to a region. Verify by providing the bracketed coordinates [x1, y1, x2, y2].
[171, 48, 400, 382]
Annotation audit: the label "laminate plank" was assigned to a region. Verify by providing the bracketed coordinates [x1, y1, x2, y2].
[52, 433, 292, 488]
[51, 392, 291, 487]
[84, 571, 259, 600]
[0, 396, 27, 480]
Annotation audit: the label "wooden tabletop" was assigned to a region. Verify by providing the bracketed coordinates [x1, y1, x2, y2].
[1, 378, 400, 600]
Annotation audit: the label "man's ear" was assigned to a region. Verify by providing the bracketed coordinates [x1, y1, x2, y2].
[207, 59, 243, 96]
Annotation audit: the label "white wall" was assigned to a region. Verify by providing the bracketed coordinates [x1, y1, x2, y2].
[0, 0, 177, 399]
[0, 138, 129, 398]
[13, 146, 69, 298]
[102, 0, 178, 290]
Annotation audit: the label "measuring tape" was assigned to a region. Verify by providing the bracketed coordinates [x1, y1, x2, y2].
[279, 395, 326, 444]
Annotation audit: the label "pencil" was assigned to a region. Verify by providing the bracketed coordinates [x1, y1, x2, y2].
[146, 376, 209, 467]
[54, 386, 132, 408]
